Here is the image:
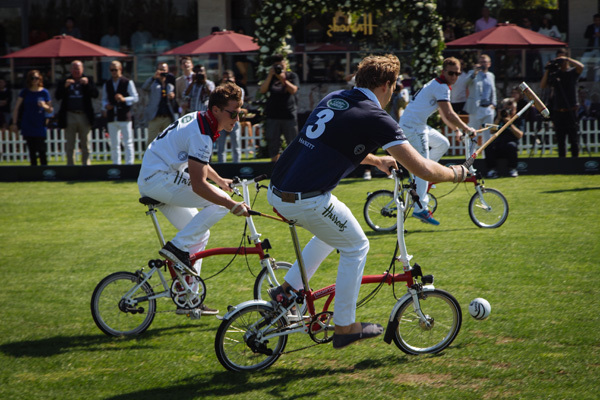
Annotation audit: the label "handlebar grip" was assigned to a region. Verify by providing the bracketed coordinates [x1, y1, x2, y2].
[248, 210, 261, 216]
[253, 174, 268, 183]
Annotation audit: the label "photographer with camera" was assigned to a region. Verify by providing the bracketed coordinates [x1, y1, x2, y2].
[142, 62, 176, 146]
[184, 65, 215, 113]
[540, 48, 584, 158]
[485, 98, 524, 178]
[259, 53, 300, 162]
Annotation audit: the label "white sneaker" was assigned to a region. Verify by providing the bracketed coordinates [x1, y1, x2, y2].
[363, 170, 372, 180]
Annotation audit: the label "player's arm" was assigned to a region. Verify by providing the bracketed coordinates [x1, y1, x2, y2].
[187, 159, 250, 216]
[438, 100, 475, 138]
[387, 142, 467, 183]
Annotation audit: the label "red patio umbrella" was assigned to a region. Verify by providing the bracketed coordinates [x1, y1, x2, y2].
[162, 31, 259, 55]
[445, 23, 566, 49]
[1, 35, 129, 83]
[1, 34, 128, 58]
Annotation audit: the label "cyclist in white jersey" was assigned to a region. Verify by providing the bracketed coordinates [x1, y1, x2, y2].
[400, 57, 476, 225]
[137, 83, 250, 315]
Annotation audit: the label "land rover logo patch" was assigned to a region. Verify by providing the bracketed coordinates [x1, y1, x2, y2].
[327, 99, 349, 110]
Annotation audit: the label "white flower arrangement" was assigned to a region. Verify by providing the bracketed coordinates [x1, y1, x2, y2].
[254, 0, 443, 91]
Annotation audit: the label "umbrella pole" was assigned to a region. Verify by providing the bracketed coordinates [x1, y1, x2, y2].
[10, 58, 14, 84]
[51, 58, 55, 84]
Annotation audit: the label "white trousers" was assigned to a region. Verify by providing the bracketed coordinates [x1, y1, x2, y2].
[138, 170, 229, 274]
[469, 106, 496, 157]
[403, 125, 449, 213]
[267, 189, 369, 326]
[108, 121, 135, 165]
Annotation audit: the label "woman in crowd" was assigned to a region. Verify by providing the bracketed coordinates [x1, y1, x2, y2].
[10, 70, 53, 166]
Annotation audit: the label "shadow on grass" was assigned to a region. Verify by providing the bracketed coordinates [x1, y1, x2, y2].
[541, 186, 600, 194]
[0, 324, 205, 358]
[104, 355, 410, 400]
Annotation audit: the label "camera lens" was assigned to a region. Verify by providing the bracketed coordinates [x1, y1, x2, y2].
[274, 64, 283, 74]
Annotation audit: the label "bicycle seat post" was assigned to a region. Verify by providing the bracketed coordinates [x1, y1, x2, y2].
[288, 222, 311, 292]
[146, 204, 167, 248]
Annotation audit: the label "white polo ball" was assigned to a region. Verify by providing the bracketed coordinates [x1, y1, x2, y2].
[468, 298, 491, 320]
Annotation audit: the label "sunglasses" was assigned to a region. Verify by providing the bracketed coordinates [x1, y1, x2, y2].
[223, 109, 245, 119]
[110, 69, 119, 72]
[31, 76, 40, 80]
[446, 71, 462, 76]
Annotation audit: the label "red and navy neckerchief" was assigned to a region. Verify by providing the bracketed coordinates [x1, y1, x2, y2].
[197, 110, 220, 141]
[435, 74, 452, 90]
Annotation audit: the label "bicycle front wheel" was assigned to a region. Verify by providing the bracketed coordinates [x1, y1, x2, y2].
[91, 271, 156, 337]
[392, 289, 462, 355]
[364, 190, 397, 232]
[469, 187, 509, 228]
[215, 303, 288, 372]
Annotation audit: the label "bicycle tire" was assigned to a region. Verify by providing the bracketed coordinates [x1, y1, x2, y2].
[468, 187, 509, 228]
[364, 190, 397, 232]
[392, 289, 462, 355]
[428, 192, 438, 214]
[91, 271, 156, 337]
[215, 303, 287, 372]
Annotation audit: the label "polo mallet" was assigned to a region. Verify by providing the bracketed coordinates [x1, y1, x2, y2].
[465, 82, 550, 162]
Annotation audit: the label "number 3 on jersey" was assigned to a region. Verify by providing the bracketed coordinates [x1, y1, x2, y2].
[306, 109, 334, 139]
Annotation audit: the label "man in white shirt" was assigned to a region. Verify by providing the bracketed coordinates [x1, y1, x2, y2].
[464, 54, 497, 150]
[102, 61, 139, 165]
[176, 56, 194, 116]
[474, 7, 497, 32]
[400, 57, 476, 225]
[138, 83, 250, 315]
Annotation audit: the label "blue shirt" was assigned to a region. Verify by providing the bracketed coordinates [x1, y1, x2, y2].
[19, 88, 51, 137]
[271, 88, 406, 193]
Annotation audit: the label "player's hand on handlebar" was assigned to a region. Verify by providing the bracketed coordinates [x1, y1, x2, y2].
[230, 201, 251, 217]
[375, 155, 398, 175]
[219, 178, 234, 193]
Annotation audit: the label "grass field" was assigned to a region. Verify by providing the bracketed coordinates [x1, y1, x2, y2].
[1, 175, 599, 399]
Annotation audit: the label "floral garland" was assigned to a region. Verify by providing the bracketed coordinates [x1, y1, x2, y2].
[254, 0, 444, 90]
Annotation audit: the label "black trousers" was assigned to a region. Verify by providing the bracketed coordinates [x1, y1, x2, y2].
[24, 136, 47, 166]
[551, 109, 579, 158]
[486, 140, 519, 170]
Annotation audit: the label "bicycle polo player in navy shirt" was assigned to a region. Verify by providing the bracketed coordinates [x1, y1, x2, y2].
[267, 54, 472, 349]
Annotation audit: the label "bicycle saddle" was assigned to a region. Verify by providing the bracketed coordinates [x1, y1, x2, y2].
[139, 197, 162, 206]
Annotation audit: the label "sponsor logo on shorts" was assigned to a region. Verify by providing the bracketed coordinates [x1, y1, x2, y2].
[327, 98, 349, 110]
[173, 171, 192, 186]
[322, 203, 348, 232]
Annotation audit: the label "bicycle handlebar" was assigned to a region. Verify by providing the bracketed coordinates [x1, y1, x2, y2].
[230, 174, 268, 188]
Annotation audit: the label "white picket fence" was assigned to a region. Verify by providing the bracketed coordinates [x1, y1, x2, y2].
[0, 122, 264, 163]
[1, 119, 599, 163]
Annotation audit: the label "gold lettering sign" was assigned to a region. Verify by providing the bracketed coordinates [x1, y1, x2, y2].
[326, 13, 377, 37]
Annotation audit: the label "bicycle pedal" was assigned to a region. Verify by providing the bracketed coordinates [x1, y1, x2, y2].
[189, 309, 202, 320]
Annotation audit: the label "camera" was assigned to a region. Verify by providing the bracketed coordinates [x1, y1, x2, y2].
[273, 64, 283, 74]
[160, 72, 168, 77]
[545, 58, 562, 73]
[500, 107, 512, 119]
[195, 72, 206, 83]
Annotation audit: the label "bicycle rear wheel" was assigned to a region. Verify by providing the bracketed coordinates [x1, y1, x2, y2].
[392, 289, 461, 355]
[91, 271, 156, 337]
[469, 187, 509, 228]
[364, 190, 397, 232]
[215, 303, 287, 372]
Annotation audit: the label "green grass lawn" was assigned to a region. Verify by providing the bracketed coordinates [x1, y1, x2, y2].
[0, 175, 599, 399]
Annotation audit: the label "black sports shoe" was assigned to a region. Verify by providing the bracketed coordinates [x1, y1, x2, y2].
[268, 285, 293, 307]
[159, 241, 197, 276]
